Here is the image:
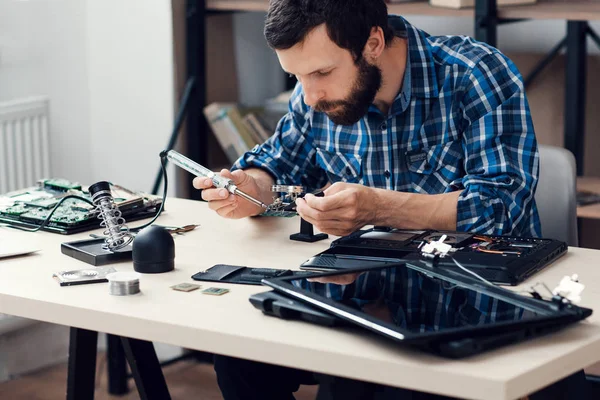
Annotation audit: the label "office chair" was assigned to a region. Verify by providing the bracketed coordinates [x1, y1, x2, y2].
[537, 146, 600, 396]
[536, 144, 578, 246]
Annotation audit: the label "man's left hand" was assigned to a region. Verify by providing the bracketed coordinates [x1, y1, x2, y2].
[295, 182, 378, 236]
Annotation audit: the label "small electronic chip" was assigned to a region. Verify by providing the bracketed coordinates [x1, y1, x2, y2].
[170, 283, 201, 292]
[42, 179, 82, 191]
[24, 198, 59, 209]
[201, 287, 230, 296]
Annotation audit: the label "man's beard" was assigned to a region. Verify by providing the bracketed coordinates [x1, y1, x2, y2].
[314, 57, 382, 126]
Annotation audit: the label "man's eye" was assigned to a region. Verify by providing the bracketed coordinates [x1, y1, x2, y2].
[317, 71, 331, 77]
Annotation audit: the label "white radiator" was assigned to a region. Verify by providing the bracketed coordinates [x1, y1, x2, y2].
[0, 96, 51, 193]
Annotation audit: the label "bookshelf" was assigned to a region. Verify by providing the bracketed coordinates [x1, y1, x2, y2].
[498, 0, 600, 21]
[206, 0, 600, 20]
[207, 0, 474, 16]
[474, 0, 600, 177]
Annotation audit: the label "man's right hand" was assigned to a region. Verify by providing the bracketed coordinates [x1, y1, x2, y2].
[192, 169, 268, 219]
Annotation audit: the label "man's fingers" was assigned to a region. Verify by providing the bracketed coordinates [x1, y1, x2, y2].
[193, 177, 214, 190]
[297, 201, 347, 230]
[193, 170, 243, 190]
[220, 169, 234, 179]
[297, 197, 352, 221]
[296, 198, 321, 221]
[206, 195, 237, 212]
[230, 169, 249, 184]
[216, 202, 238, 218]
[323, 182, 347, 196]
[304, 192, 346, 211]
[201, 188, 231, 202]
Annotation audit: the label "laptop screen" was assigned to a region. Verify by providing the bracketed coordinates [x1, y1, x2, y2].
[269, 264, 565, 339]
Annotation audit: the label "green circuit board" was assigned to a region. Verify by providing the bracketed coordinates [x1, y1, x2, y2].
[0, 179, 162, 234]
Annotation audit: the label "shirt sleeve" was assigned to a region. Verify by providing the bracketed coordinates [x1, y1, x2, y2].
[456, 51, 541, 237]
[232, 84, 328, 191]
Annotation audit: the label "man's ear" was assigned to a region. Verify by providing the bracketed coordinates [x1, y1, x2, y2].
[363, 27, 386, 61]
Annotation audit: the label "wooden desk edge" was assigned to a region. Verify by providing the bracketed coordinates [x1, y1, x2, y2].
[4, 291, 598, 400]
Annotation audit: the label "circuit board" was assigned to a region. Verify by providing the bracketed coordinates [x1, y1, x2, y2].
[0, 179, 162, 234]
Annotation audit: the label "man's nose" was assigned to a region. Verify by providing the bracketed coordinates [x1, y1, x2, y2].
[302, 83, 324, 108]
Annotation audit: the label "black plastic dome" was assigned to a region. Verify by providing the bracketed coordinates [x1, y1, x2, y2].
[132, 225, 175, 273]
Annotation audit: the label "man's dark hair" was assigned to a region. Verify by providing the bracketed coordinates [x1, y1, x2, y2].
[264, 0, 394, 61]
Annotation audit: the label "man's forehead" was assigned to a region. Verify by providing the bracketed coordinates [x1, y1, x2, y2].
[276, 24, 350, 75]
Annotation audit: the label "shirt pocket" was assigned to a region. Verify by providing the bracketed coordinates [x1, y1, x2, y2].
[405, 140, 463, 192]
[315, 148, 363, 184]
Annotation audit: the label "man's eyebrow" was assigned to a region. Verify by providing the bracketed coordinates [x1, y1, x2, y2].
[283, 66, 335, 76]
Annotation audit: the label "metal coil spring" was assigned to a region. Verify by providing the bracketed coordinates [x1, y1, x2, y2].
[91, 190, 133, 251]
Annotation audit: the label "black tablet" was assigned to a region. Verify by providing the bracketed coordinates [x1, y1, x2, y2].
[262, 263, 592, 358]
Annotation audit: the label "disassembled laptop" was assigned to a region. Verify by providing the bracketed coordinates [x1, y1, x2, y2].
[421, 234, 585, 305]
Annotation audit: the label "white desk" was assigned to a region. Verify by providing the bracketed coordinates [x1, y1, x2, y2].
[1, 198, 600, 400]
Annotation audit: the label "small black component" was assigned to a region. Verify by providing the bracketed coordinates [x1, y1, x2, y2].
[238, 273, 265, 283]
[290, 218, 328, 243]
[249, 290, 343, 327]
[249, 268, 283, 276]
[133, 225, 175, 273]
[88, 181, 111, 197]
[192, 265, 298, 285]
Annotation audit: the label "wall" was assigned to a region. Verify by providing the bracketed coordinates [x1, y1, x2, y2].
[86, 0, 175, 193]
[0, 0, 92, 182]
[232, 12, 285, 106]
[0, 0, 175, 193]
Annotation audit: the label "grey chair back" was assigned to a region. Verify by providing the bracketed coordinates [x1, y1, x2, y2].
[535, 145, 578, 246]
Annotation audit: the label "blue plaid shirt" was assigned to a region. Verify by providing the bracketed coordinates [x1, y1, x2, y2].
[236, 16, 541, 237]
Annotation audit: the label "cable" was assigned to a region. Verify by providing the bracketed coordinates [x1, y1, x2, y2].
[128, 152, 168, 232]
[450, 257, 494, 286]
[3, 195, 95, 233]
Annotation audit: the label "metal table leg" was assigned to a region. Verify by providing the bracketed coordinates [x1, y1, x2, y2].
[107, 334, 129, 395]
[121, 337, 171, 400]
[66, 327, 98, 400]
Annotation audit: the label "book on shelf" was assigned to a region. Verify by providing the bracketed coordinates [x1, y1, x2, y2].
[429, 0, 536, 8]
[265, 89, 293, 114]
[203, 102, 285, 164]
[243, 113, 271, 143]
[226, 106, 256, 150]
[203, 103, 250, 164]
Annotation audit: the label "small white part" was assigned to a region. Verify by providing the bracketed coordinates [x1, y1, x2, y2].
[421, 234, 453, 258]
[552, 274, 585, 304]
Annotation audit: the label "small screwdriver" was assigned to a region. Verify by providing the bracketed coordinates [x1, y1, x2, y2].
[163, 150, 268, 209]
